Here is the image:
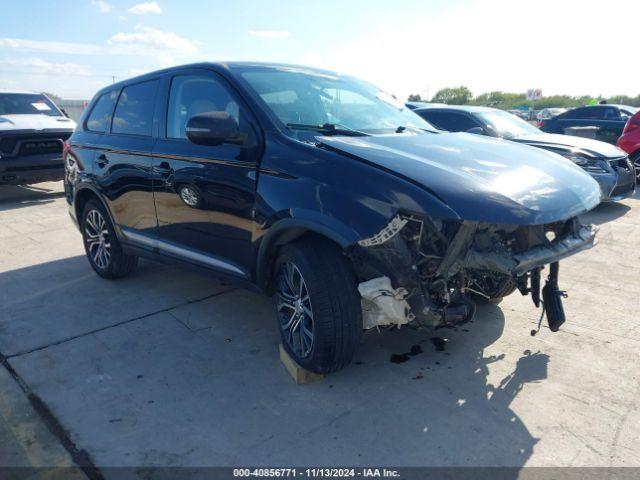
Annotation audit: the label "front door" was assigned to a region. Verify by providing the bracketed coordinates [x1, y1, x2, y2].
[151, 70, 260, 279]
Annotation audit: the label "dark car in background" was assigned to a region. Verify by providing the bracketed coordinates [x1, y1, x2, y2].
[616, 110, 640, 181]
[0, 90, 76, 185]
[64, 63, 600, 374]
[539, 104, 638, 144]
[415, 105, 635, 201]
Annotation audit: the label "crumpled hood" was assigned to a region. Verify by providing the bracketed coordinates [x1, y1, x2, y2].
[319, 132, 601, 225]
[512, 133, 626, 159]
[0, 114, 76, 132]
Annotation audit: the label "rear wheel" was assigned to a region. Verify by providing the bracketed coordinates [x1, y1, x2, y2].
[81, 200, 138, 279]
[274, 237, 362, 374]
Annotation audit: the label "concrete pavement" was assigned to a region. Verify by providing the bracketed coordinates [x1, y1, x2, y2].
[1, 182, 639, 475]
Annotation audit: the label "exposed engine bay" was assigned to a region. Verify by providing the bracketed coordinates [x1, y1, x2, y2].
[351, 214, 597, 332]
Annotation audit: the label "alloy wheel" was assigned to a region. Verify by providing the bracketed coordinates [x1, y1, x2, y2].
[276, 262, 314, 358]
[85, 209, 111, 269]
[179, 186, 200, 207]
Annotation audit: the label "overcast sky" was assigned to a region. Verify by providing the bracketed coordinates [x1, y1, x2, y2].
[1, 0, 637, 100]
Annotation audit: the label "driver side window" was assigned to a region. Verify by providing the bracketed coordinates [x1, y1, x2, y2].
[167, 74, 240, 139]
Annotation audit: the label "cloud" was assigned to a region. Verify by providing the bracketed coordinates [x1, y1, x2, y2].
[128, 1, 162, 15]
[0, 37, 104, 55]
[248, 30, 291, 39]
[3, 57, 92, 76]
[91, 0, 112, 13]
[0, 28, 201, 73]
[109, 25, 198, 54]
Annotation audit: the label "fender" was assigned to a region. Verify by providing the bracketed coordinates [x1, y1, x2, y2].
[255, 209, 360, 291]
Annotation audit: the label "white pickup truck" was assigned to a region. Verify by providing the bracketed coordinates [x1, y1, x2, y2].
[0, 90, 76, 185]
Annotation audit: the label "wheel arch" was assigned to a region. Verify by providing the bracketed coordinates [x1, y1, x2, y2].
[74, 186, 117, 233]
[255, 213, 359, 294]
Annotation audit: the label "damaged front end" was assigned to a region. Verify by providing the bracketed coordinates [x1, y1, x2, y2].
[351, 213, 597, 332]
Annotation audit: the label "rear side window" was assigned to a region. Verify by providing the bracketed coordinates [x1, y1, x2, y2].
[603, 107, 621, 120]
[417, 111, 445, 129]
[423, 111, 478, 132]
[112, 80, 158, 136]
[85, 91, 118, 133]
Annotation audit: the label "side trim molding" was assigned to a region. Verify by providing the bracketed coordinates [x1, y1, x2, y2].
[120, 227, 247, 278]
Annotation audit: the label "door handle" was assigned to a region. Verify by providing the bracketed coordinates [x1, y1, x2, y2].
[96, 153, 109, 167]
[155, 161, 174, 177]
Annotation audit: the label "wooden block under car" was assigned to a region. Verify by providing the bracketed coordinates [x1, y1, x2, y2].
[279, 344, 324, 384]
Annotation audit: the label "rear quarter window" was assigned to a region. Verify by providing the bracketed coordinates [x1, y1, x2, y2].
[85, 91, 118, 133]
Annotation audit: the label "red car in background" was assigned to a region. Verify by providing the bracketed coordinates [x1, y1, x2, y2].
[617, 110, 640, 181]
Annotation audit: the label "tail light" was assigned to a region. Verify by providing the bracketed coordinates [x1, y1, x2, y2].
[622, 114, 639, 134]
[538, 120, 545, 129]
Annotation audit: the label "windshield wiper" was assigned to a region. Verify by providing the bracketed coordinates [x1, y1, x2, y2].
[286, 123, 369, 136]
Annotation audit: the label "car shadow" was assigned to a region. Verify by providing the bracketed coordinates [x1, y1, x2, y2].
[1, 256, 540, 471]
[581, 200, 631, 225]
[0, 182, 65, 212]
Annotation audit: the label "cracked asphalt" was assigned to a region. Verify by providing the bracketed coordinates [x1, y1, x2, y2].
[1, 182, 639, 477]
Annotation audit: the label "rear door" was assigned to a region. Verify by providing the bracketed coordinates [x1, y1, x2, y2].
[68, 90, 118, 185]
[93, 79, 160, 240]
[151, 69, 261, 279]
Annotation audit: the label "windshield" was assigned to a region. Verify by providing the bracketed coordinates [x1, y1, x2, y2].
[239, 68, 435, 135]
[0, 93, 63, 117]
[475, 110, 540, 138]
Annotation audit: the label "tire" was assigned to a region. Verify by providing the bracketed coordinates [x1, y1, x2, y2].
[81, 200, 138, 279]
[476, 296, 505, 305]
[273, 237, 362, 374]
[471, 278, 517, 305]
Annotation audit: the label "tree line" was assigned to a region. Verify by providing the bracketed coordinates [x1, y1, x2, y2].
[408, 87, 640, 109]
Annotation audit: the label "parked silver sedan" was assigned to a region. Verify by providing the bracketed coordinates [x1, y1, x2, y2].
[414, 105, 635, 202]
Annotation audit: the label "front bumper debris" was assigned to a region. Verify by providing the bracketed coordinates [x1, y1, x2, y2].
[465, 224, 597, 276]
[353, 214, 598, 331]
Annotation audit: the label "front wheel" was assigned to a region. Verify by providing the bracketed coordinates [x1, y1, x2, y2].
[81, 200, 138, 279]
[274, 237, 362, 374]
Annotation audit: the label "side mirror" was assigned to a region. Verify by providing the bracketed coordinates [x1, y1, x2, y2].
[466, 126, 485, 135]
[186, 111, 239, 146]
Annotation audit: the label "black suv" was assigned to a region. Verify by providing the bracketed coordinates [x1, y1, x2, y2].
[65, 63, 600, 374]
